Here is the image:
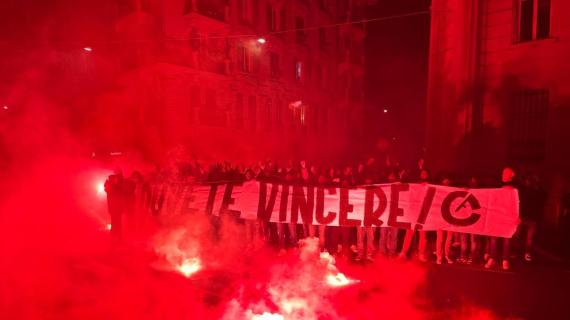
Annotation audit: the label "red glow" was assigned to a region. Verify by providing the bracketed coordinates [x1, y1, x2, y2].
[0, 0, 537, 318]
[0, 161, 504, 319]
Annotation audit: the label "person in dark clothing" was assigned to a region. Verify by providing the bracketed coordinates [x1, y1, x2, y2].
[354, 162, 366, 185]
[122, 172, 136, 237]
[147, 168, 167, 217]
[356, 163, 375, 262]
[562, 187, 570, 257]
[486, 167, 517, 270]
[331, 167, 354, 258]
[378, 170, 399, 257]
[363, 157, 380, 184]
[435, 175, 454, 264]
[276, 165, 298, 251]
[459, 176, 480, 264]
[399, 168, 430, 261]
[518, 174, 547, 261]
[105, 169, 126, 246]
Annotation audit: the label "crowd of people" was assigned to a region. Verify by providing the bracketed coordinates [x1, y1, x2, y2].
[105, 155, 549, 271]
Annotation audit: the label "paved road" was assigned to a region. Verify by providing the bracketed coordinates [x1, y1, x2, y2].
[424, 260, 570, 319]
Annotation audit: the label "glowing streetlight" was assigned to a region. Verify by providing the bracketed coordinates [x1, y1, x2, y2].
[257, 37, 266, 44]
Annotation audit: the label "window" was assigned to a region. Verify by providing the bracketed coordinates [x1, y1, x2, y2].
[321, 108, 327, 133]
[248, 95, 257, 130]
[238, 46, 250, 73]
[319, 28, 327, 49]
[275, 99, 282, 128]
[514, 0, 551, 42]
[266, 3, 277, 32]
[280, 9, 287, 32]
[184, 0, 193, 14]
[318, 0, 328, 12]
[189, 85, 201, 124]
[118, 0, 136, 16]
[350, 77, 362, 102]
[508, 89, 549, 163]
[518, 0, 533, 42]
[305, 59, 312, 82]
[235, 93, 244, 128]
[251, 52, 259, 74]
[338, 74, 348, 99]
[200, 88, 225, 126]
[316, 65, 323, 88]
[189, 28, 201, 51]
[318, 66, 327, 89]
[195, 0, 227, 21]
[295, 17, 305, 44]
[238, 0, 254, 24]
[264, 98, 272, 131]
[288, 102, 296, 129]
[294, 60, 302, 82]
[536, 0, 551, 39]
[344, 35, 351, 50]
[270, 52, 280, 78]
[140, 0, 152, 13]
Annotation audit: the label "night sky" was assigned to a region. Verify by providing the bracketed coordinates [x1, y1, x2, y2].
[365, 0, 431, 164]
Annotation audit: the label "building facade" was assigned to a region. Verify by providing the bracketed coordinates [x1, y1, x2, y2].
[426, 0, 570, 178]
[92, 0, 368, 163]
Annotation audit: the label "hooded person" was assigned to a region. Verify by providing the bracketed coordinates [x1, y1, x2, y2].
[104, 168, 126, 246]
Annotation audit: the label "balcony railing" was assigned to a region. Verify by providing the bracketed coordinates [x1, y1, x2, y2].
[296, 31, 306, 45]
[186, 0, 229, 22]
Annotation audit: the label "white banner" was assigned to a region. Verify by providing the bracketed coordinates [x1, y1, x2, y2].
[157, 181, 520, 238]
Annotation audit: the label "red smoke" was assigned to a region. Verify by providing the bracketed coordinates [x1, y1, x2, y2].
[0, 156, 502, 319]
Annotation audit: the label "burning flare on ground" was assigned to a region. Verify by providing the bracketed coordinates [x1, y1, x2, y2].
[96, 182, 105, 194]
[325, 270, 358, 287]
[152, 226, 203, 278]
[319, 249, 359, 288]
[250, 312, 284, 320]
[177, 257, 202, 278]
[222, 238, 359, 319]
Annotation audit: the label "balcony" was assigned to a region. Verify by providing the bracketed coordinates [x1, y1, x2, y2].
[169, 35, 229, 75]
[298, 0, 310, 8]
[318, 0, 331, 14]
[351, 6, 367, 24]
[338, 49, 363, 66]
[350, 51, 363, 65]
[185, 0, 229, 22]
[296, 31, 307, 45]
